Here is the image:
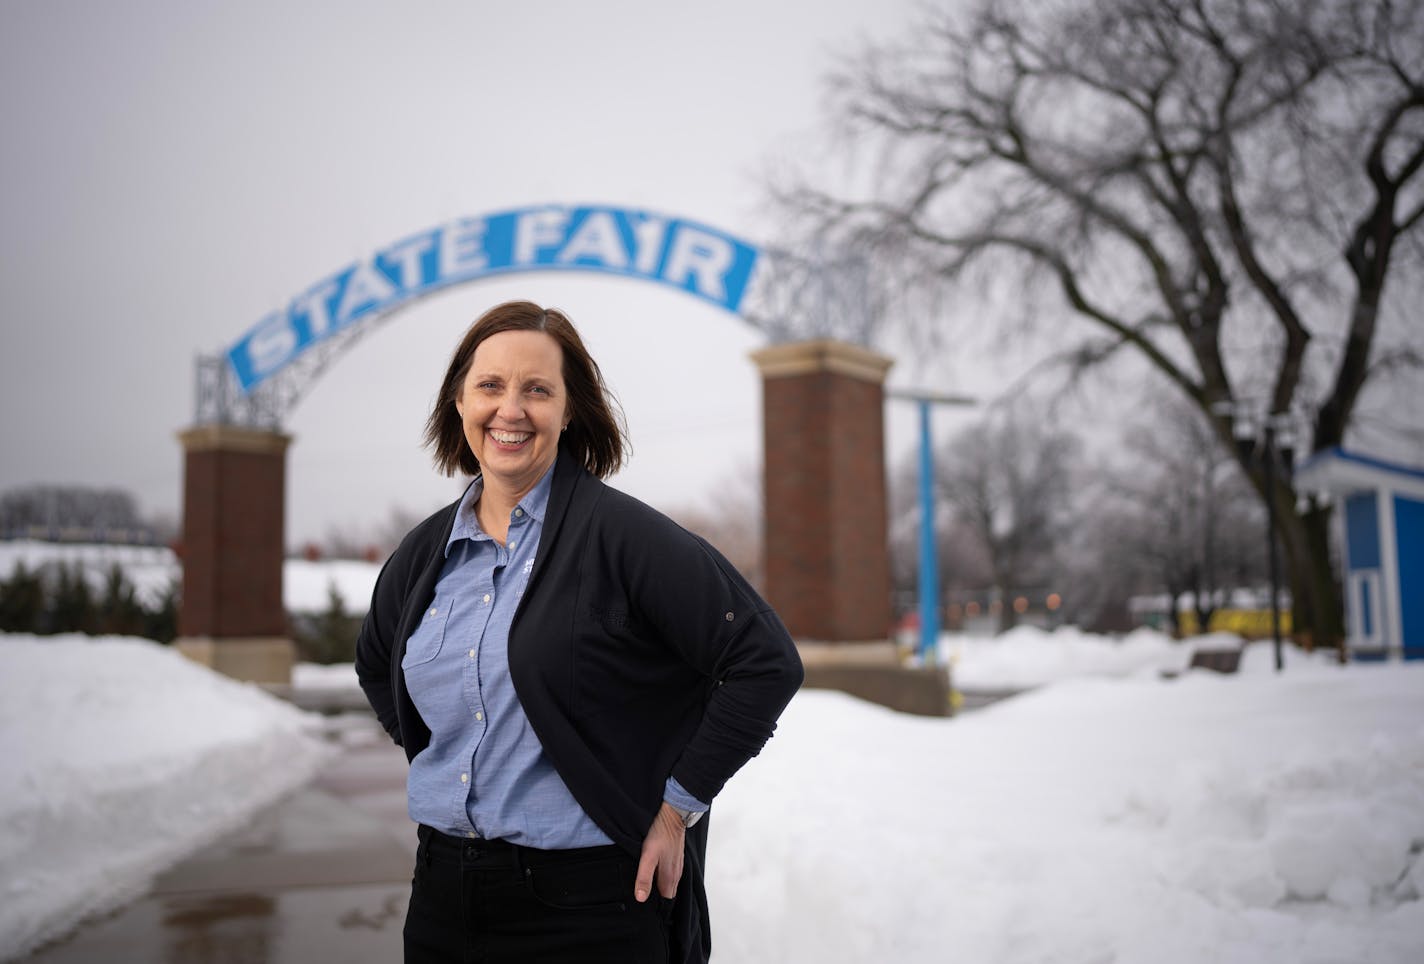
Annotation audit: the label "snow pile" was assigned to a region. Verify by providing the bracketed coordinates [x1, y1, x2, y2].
[945, 624, 1340, 691]
[947, 624, 1192, 689]
[708, 666, 1424, 963]
[0, 635, 332, 960]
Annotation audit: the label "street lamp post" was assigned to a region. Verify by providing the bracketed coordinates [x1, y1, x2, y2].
[888, 390, 975, 665]
[1263, 420, 1285, 673]
[1217, 402, 1295, 673]
[915, 399, 939, 663]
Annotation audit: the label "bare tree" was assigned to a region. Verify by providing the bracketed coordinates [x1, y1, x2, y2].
[781, 0, 1424, 647]
[935, 406, 1082, 632]
[887, 455, 994, 621]
[1108, 395, 1267, 633]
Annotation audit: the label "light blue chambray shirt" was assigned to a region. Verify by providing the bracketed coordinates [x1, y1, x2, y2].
[403, 464, 705, 847]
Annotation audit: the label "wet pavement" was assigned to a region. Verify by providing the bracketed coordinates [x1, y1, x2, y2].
[22, 712, 416, 964]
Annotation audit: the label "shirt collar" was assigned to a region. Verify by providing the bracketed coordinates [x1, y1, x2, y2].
[444, 461, 557, 557]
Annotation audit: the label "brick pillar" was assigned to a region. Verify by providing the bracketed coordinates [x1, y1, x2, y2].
[751, 339, 893, 642]
[175, 424, 294, 684]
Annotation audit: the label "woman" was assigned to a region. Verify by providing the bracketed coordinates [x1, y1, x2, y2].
[356, 300, 803, 963]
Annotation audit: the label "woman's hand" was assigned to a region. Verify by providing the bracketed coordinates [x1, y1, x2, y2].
[634, 802, 686, 902]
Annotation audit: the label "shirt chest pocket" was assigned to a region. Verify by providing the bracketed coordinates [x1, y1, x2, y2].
[402, 598, 452, 668]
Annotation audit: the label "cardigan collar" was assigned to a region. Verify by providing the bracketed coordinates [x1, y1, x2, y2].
[523, 447, 589, 599]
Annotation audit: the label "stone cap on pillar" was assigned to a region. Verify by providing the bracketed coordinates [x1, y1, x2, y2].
[750, 339, 894, 384]
[178, 424, 293, 454]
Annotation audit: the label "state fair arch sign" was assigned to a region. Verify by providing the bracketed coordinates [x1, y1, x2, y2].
[225, 204, 761, 393]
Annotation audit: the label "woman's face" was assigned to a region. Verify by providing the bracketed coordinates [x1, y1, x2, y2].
[456, 329, 569, 494]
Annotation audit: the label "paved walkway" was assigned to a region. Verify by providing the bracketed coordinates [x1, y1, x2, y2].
[23, 713, 415, 964]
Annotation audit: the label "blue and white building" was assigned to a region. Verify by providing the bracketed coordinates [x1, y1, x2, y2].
[1296, 448, 1424, 660]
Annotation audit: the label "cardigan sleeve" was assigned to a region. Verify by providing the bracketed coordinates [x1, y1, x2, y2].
[612, 498, 804, 805]
[671, 599, 803, 804]
[355, 551, 405, 745]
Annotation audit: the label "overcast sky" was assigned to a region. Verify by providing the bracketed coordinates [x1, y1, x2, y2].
[0, 0, 990, 545]
[5, 1, 1422, 552]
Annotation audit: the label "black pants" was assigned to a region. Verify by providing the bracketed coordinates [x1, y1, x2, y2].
[404, 825, 671, 963]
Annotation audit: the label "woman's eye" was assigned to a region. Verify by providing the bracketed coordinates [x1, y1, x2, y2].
[528, 386, 550, 396]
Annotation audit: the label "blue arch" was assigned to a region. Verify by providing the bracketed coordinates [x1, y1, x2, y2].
[226, 204, 762, 393]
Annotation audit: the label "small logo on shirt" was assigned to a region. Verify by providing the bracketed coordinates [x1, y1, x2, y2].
[523, 557, 535, 576]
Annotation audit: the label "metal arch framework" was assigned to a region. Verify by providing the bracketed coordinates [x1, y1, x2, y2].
[195, 204, 878, 429]
[196, 297, 443, 428]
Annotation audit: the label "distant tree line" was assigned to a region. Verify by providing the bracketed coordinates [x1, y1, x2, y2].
[0, 554, 371, 663]
[1, 484, 173, 544]
[0, 560, 177, 641]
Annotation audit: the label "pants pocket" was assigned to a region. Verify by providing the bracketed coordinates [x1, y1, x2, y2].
[525, 854, 633, 912]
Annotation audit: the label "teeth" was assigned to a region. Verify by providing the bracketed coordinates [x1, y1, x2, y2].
[490, 430, 531, 444]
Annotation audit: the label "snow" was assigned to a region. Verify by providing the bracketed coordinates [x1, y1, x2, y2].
[939, 624, 1345, 692]
[945, 624, 1195, 689]
[708, 660, 1424, 964]
[2, 626, 1422, 963]
[290, 659, 362, 691]
[0, 635, 332, 961]
[282, 557, 382, 613]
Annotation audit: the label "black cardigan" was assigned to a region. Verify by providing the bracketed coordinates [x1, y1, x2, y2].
[355, 449, 804, 963]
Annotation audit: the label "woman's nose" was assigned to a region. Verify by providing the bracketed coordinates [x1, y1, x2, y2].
[496, 389, 524, 421]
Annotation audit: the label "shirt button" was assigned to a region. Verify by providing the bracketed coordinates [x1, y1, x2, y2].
[460, 773, 469, 784]
[725, 611, 735, 621]
[468, 648, 475, 659]
[483, 593, 492, 604]
[514, 509, 523, 517]
[429, 607, 438, 616]
[466, 831, 476, 839]
[508, 540, 516, 549]
[475, 711, 484, 721]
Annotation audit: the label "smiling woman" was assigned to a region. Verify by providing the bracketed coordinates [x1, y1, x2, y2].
[453, 329, 570, 537]
[423, 303, 626, 494]
[355, 300, 803, 964]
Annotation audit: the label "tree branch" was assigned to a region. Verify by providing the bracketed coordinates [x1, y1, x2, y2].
[1320, 87, 1424, 447]
[903, 217, 1204, 402]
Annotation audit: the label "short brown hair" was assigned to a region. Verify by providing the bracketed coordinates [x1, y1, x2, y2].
[423, 301, 628, 479]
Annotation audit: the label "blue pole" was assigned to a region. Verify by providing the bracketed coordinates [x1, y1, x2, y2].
[917, 399, 940, 663]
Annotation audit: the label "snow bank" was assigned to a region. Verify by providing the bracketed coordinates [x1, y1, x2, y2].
[946, 624, 1192, 689]
[945, 624, 1341, 691]
[708, 666, 1424, 963]
[0, 635, 332, 961]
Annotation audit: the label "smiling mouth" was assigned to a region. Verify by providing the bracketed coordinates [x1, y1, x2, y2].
[488, 429, 532, 446]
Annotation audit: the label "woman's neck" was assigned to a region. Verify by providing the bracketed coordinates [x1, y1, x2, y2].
[475, 475, 533, 545]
